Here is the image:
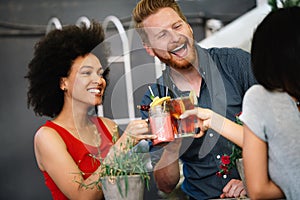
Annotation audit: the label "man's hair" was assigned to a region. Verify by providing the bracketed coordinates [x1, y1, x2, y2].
[132, 0, 187, 43]
[26, 21, 110, 118]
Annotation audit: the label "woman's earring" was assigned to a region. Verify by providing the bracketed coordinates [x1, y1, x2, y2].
[63, 88, 68, 92]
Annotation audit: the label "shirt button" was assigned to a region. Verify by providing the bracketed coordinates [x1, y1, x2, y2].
[216, 155, 221, 159]
[209, 133, 214, 137]
[223, 174, 227, 179]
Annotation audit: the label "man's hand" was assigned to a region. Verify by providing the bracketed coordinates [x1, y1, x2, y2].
[220, 179, 247, 198]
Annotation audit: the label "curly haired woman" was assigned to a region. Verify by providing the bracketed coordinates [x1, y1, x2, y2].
[26, 21, 155, 199]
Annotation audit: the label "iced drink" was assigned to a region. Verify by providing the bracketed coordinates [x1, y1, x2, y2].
[168, 96, 196, 138]
[149, 105, 174, 145]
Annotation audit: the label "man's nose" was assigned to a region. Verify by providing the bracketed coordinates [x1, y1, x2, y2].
[169, 30, 180, 43]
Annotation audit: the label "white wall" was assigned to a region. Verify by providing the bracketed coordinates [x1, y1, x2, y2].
[199, 2, 271, 52]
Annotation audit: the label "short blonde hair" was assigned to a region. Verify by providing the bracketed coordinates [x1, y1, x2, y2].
[132, 0, 187, 44]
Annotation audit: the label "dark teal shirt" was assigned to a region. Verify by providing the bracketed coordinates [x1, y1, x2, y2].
[140, 44, 256, 199]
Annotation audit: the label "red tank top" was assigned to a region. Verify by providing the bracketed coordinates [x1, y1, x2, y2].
[41, 117, 113, 200]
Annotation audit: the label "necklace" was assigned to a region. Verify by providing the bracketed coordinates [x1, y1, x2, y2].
[71, 121, 102, 159]
[87, 123, 102, 159]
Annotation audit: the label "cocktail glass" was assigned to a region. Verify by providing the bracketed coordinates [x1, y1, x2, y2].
[149, 105, 174, 145]
[167, 96, 196, 138]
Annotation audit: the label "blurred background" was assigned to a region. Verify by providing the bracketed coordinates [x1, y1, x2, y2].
[0, 0, 270, 199]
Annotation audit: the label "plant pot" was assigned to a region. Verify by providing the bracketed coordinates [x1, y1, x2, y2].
[101, 174, 144, 200]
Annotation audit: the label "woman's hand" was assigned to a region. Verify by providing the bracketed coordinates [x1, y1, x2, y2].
[107, 119, 156, 156]
[180, 107, 243, 147]
[180, 107, 213, 138]
[123, 119, 157, 145]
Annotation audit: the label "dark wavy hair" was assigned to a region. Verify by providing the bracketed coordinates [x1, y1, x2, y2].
[26, 21, 110, 118]
[251, 6, 300, 101]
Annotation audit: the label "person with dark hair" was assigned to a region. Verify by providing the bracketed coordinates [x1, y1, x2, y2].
[132, 0, 256, 199]
[26, 21, 156, 199]
[240, 6, 300, 199]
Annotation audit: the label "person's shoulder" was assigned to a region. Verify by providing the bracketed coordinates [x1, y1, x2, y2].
[97, 117, 118, 136]
[207, 47, 249, 57]
[98, 117, 117, 127]
[244, 84, 268, 103]
[246, 84, 266, 95]
[34, 121, 66, 148]
[205, 47, 251, 74]
[36, 121, 60, 136]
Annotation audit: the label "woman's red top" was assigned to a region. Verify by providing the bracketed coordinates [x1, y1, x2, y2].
[40, 117, 113, 200]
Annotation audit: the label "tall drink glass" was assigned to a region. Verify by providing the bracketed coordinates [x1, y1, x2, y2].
[167, 96, 196, 138]
[149, 105, 174, 145]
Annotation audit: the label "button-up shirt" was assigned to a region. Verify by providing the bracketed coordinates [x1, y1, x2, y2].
[140, 44, 257, 199]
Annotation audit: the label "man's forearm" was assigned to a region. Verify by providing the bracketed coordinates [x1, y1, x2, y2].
[153, 148, 180, 193]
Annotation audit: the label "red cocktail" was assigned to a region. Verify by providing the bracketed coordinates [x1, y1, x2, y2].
[167, 96, 196, 138]
[149, 105, 174, 145]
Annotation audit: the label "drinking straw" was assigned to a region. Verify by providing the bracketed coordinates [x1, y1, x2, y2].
[163, 86, 169, 111]
[148, 86, 154, 97]
[165, 87, 169, 97]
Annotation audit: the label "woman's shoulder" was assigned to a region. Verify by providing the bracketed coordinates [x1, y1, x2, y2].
[34, 122, 67, 170]
[245, 84, 268, 97]
[243, 84, 270, 110]
[96, 117, 118, 137]
[35, 121, 66, 145]
[98, 117, 116, 126]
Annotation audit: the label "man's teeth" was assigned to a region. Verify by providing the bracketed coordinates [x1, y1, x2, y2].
[171, 44, 185, 53]
[88, 89, 100, 94]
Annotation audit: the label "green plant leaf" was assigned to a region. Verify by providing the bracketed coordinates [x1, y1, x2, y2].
[97, 138, 150, 196]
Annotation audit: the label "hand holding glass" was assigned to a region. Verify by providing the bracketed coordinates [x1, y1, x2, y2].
[167, 96, 197, 138]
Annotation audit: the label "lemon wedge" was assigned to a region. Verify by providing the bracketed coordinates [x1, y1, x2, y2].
[150, 96, 171, 107]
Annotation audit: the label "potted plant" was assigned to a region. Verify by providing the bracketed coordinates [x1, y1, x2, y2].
[98, 137, 150, 200]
